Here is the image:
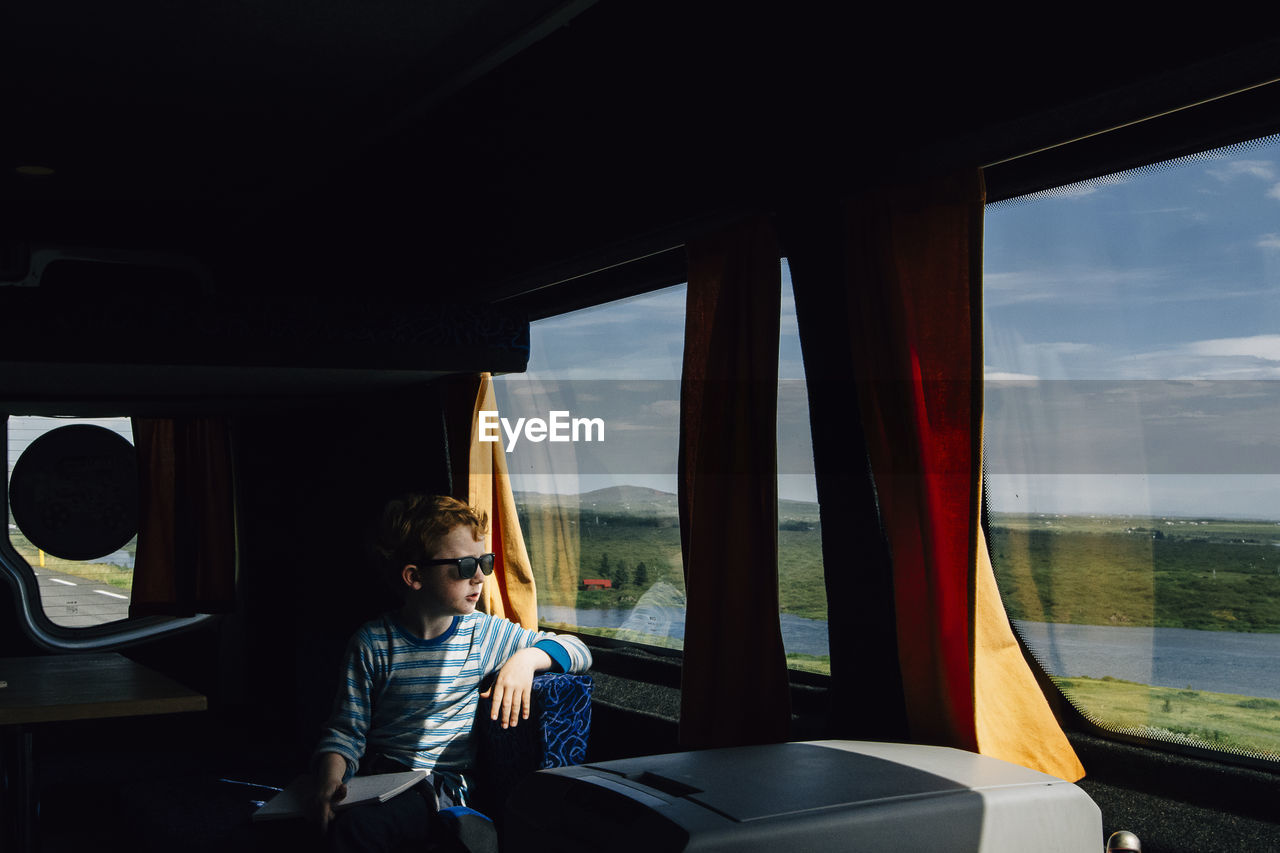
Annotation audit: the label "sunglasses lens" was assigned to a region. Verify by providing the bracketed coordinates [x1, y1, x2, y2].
[454, 554, 496, 578]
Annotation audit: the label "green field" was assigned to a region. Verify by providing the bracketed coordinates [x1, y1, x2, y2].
[989, 513, 1280, 632]
[1056, 676, 1280, 758]
[518, 491, 828, 622]
[519, 487, 830, 673]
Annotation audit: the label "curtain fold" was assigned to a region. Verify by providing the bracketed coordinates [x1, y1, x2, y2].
[781, 202, 908, 742]
[678, 215, 791, 749]
[838, 170, 1083, 780]
[453, 372, 539, 629]
[129, 417, 236, 618]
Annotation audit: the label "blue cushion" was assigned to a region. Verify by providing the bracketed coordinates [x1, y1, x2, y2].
[474, 672, 592, 810]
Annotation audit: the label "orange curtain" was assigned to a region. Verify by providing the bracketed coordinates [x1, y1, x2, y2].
[678, 215, 791, 749]
[129, 418, 236, 617]
[840, 170, 1083, 779]
[444, 372, 539, 629]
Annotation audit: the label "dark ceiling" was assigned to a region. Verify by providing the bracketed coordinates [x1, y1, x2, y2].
[5, 3, 1280, 308]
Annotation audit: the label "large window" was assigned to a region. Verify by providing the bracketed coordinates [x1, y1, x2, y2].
[2, 413, 213, 647]
[494, 266, 828, 673]
[5, 416, 136, 627]
[985, 133, 1280, 762]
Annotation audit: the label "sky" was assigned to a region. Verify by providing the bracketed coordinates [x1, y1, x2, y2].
[7, 416, 133, 474]
[492, 264, 819, 502]
[984, 134, 1280, 518]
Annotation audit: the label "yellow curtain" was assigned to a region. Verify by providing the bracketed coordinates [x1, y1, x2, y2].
[464, 373, 539, 628]
[973, 493, 1084, 777]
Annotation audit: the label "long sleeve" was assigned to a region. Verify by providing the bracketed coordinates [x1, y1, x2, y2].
[313, 630, 378, 781]
[471, 615, 592, 678]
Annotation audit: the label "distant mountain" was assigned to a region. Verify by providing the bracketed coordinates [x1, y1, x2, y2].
[515, 485, 678, 516]
[514, 485, 820, 523]
[579, 485, 676, 504]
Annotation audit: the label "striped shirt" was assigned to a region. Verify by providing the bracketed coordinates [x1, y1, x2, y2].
[314, 612, 591, 794]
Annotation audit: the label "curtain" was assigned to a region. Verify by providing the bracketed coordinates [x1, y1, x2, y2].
[836, 170, 1083, 779]
[678, 215, 792, 749]
[446, 372, 539, 629]
[780, 201, 908, 742]
[129, 417, 237, 618]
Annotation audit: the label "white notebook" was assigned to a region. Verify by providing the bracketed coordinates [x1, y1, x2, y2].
[252, 769, 429, 821]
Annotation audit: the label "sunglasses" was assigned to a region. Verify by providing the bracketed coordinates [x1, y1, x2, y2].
[419, 553, 496, 579]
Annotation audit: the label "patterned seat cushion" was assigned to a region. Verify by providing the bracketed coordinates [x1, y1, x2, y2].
[474, 672, 592, 811]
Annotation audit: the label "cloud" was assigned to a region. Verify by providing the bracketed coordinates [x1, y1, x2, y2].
[1207, 160, 1276, 183]
[1108, 335, 1280, 380]
[1186, 334, 1280, 361]
[1258, 233, 1280, 250]
[983, 266, 1169, 308]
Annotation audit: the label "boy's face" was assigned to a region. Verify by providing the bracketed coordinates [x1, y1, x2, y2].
[413, 524, 486, 616]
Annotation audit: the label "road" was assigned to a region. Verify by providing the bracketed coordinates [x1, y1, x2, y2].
[32, 566, 131, 627]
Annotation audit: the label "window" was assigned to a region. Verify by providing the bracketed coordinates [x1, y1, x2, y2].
[493, 266, 828, 672]
[6, 416, 136, 627]
[778, 260, 828, 675]
[2, 414, 212, 647]
[984, 133, 1280, 762]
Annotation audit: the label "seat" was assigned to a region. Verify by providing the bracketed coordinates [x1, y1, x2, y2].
[438, 671, 592, 852]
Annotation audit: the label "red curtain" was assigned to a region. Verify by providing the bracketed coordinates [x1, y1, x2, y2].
[129, 418, 236, 617]
[843, 172, 985, 748]
[840, 171, 1082, 778]
[678, 215, 791, 749]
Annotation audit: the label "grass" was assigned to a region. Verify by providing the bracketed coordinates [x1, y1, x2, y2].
[1055, 675, 1280, 758]
[7, 528, 135, 591]
[521, 504, 829, 622]
[989, 513, 1280, 632]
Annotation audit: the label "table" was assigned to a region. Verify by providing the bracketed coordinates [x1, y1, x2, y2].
[0, 653, 208, 851]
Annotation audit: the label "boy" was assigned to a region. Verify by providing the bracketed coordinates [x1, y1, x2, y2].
[310, 494, 592, 851]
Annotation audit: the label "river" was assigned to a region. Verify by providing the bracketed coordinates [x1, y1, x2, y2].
[1013, 620, 1280, 700]
[540, 604, 1280, 700]
[538, 604, 831, 656]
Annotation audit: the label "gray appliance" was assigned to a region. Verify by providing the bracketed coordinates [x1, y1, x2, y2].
[503, 739, 1102, 852]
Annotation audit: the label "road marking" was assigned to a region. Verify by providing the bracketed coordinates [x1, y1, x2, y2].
[94, 589, 128, 600]
[50, 578, 77, 586]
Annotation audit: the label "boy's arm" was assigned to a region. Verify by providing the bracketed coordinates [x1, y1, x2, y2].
[478, 627, 592, 729]
[310, 630, 376, 827]
[310, 751, 350, 832]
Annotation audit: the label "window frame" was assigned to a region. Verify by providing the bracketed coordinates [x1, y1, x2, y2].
[505, 262, 830, 678]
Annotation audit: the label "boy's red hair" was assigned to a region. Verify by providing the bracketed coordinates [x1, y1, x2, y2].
[376, 494, 489, 582]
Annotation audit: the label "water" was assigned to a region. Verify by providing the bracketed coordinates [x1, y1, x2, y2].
[540, 603, 1280, 700]
[538, 603, 830, 656]
[1014, 620, 1280, 700]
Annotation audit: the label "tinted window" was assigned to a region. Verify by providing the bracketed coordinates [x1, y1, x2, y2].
[985, 134, 1280, 761]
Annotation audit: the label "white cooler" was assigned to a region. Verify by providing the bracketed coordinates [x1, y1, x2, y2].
[503, 739, 1102, 852]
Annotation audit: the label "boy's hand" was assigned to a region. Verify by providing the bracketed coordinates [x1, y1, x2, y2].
[480, 646, 552, 729]
[310, 753, 349, 832]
